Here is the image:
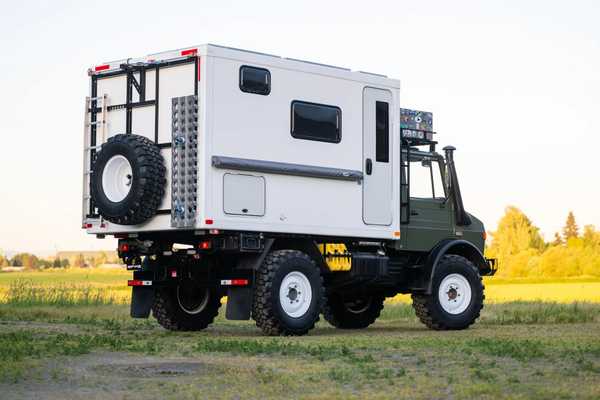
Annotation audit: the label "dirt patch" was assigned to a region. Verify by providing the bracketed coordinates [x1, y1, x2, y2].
[91, 360, 207, 378]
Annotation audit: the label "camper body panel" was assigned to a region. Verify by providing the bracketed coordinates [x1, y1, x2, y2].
[86, 44, 401, 240]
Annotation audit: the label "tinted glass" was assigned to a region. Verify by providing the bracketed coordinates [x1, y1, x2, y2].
[291, 101, 341, 143]
[240, 66, 270, 95]
[375, 101, 389, 162]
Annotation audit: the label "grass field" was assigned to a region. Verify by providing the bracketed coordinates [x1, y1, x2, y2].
[0, 269, 599, 399]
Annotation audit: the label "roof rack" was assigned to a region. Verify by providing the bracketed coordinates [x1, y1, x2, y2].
[400, 108, 437, 148]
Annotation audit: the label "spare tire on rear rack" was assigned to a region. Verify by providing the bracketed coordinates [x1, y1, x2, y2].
[91, 134, 166, 225]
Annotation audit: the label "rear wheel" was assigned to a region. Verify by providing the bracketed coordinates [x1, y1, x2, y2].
[152, 283, 222, 331]
[252, 250, 324, 336]
[323, 293, 385, 329]
[412, 254, 484, 330]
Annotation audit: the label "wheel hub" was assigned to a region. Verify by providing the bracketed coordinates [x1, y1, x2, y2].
[102, 155, 133, 202]
[177, 285, 210, 315]
[438, 273, 472, 315]
[279, 271, 312, 318]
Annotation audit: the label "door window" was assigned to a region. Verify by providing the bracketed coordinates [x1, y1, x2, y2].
[409, 159, 446, 199]
[375, 101, 389, 162]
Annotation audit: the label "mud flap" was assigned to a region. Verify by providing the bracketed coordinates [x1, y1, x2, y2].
[130, 286, 155, 318]
[225, 287, 252, 320]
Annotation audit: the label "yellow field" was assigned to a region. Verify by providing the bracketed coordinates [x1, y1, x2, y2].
[1, 268, 600, 304]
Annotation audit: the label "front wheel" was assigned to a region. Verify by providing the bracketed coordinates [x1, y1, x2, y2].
[412, 255, 484, 330]
[152, 283, 222, 331]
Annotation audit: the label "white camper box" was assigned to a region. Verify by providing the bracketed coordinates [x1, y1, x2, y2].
[83, 44, 401, 240]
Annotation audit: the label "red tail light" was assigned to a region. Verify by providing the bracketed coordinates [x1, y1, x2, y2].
[95, 64, 110, 72]
[181, 48, 198, 56]
[199, 240, 211, 250]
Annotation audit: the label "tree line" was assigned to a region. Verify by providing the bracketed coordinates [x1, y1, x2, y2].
[0, 252, 117, 270]
[486, 207, 600, 278]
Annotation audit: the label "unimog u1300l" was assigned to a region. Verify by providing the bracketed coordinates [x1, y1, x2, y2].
[83, 44, 496, 335]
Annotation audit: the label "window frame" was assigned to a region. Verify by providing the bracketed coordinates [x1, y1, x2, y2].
[239, 65, 271, 96]
[290, 100, 342, 144]
[407, 157, 448, 200]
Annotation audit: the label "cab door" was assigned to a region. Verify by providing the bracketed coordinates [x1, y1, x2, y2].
[362, 87, 393, 225]
[402, 159, 453, 251]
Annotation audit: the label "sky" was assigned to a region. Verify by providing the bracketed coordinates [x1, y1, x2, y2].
[0, 0, 599, 254]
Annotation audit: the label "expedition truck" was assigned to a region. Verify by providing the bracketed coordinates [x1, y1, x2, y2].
[82, 44, 496, 335]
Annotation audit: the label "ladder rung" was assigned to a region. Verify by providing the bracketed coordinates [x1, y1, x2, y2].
[85, 145, 102, 151]
[87, 121, 105, 126]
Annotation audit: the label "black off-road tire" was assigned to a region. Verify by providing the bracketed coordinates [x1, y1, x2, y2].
[252, 250, 324, 336]
[323, 293, 385, 329]
[152, 287, 222, 331]
[412, 254, 484, 330]
[91, 134, 165, 225]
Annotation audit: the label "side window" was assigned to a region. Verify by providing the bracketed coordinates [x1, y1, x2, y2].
[410, 159, 446, 199]
[375, 101, 389, 162]
[239, 66, 271, 95]
[291, 101, 341, 143]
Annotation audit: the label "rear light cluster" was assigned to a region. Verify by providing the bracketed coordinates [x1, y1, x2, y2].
[220, 279, 249, 286]
[128, 280, 152, 286]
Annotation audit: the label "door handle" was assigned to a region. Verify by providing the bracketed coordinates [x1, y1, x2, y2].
[410, 211, 419, 216]
[365, 158, 372, 175]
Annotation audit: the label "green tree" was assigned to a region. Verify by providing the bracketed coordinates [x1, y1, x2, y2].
[582, 225, 600, 248]
[73, 253, 85, 268]
[562, 211, 579, 240]
[10, 253, 39, 269]
[486, 206, 545, 277]
[0, 254, 8, 267]
[551, 232, 563, 246]
[61, 258, 70, 268]
[52, 257, 62, 268]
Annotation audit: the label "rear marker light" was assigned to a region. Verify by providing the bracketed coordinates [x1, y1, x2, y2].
[170, 270, 177, 278]
[95, 64, 110, 72]
[205, 219, 214, 225]
[83, 223, 93, 229]
[119, 243, 130, 252]
[199, 240, 211, 250]
[181, 48, 198, 56]
[128, 280, 152, 286]
[220, 279, 249, 286]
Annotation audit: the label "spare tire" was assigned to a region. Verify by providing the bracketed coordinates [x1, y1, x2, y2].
[91, 134, 166, 225]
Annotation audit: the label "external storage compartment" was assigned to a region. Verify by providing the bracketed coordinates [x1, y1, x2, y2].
[223, 174, 265, 216]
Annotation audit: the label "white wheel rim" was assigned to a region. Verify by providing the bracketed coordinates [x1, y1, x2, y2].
[438, 273, 472, 315]
[102, 155, 133, 202]
[177, 286, 210, 315]
[279, 271, 312, 318]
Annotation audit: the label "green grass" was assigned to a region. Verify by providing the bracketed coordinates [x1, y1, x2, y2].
[0, 302, 598, 399]
[0, 271, 599, 398]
